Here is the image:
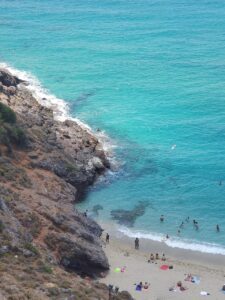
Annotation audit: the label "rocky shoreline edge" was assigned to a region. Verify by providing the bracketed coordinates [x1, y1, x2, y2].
[0, 68, 133, 300]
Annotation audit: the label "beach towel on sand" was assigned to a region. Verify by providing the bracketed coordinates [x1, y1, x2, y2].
[160, 265, 169, 270]
[200, 291, 210, 296]
[192, 276, 200, 284]
[114, 268, 121, 273]
[114, 266, 126, 273]
[135, 285, 142, 291]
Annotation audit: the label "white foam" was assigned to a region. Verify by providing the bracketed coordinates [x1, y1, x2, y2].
[119, 227, 225, 255]
[0, 62, 117, 161]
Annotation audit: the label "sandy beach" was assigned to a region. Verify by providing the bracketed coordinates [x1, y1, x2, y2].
[100, 223, 225, 300]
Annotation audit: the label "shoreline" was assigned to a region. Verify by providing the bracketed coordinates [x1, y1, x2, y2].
[100, 221, 225, 299]
[99, 221, 225, 267]
[4, 61, 225, 258]
[2, 62, 225, 299]
[0, 62, 116, 164]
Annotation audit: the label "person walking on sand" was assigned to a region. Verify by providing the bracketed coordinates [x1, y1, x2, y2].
[106, 233, 109, 243]
[135, 237, 139, 250]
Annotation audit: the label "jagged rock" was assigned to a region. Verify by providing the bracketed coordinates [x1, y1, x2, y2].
[45, 232, 109, 277]
[0, 69, 23, 87]
[0, 246, 9, 255]
[0, 68, 133, 300]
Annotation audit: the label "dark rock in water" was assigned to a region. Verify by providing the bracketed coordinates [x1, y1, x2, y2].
[92, 204, 103, 216]
[70, 90, 95, 109]
[111, 201, 149, 227]
[0, 69, 24, 87]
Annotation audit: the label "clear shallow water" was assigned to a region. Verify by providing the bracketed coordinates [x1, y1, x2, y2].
[1, 0, 225, 253]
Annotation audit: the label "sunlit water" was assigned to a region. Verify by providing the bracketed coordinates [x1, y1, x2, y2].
[1, 0, 225, 253]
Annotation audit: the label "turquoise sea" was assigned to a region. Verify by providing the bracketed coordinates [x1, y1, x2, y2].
[1, 0, 225, 254]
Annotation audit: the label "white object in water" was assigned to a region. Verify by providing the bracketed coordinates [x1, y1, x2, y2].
[171, 144, 176, 150]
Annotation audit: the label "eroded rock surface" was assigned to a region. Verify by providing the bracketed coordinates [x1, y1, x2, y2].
[0, 68, 133, 300]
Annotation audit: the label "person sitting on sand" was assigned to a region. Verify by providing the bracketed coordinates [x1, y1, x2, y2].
[156, 253, 159, 260]
[143, 282, 150, 289]
[184, 274, 193, 282]
[222, 284, 225, 291]
[136, 282, 143, 291]
[177, 281, 187, 291]
[162, 253, 166, 261]
[148, 253, 154, 263]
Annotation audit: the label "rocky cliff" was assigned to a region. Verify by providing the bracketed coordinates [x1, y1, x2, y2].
[0, 68, 133, 300]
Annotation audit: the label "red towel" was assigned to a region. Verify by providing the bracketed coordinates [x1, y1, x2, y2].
[160, 265, 169, 270]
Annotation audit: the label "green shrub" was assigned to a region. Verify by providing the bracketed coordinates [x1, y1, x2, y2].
[40, 264, 53, 274]
[0, 220, 4, 233]
[0, 103, 16, 124]
[4, 124, 27, 146]
[24, 243, 39, 256]
[0, 126, 8, 144]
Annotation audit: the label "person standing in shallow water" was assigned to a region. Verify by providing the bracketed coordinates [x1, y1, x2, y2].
[135, 237, 139, 250]
[216, 224, 220, 232]
[160, 215, 164, 222]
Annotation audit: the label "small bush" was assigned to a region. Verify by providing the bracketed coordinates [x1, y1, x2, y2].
[40, 264, 53, 274]
[24, 243, 39, 256]
[4, 124, 27, 146]
[0, 103, 16, 123]
[0, 220, 5, 233]
[65, 162, 77, 173]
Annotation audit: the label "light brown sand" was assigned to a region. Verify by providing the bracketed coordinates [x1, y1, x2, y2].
[100, 223, 225, 300]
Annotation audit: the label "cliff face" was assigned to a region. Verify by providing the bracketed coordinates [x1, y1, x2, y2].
[0, 69, 133, 300]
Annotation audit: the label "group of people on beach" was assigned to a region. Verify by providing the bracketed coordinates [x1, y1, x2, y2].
[148, 252, 166, 263]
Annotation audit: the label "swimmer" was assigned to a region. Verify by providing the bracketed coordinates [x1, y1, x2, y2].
[171, 144, 176, 150]
[179, 221, 184, 229]
[216, 224, 220, 232]
[160, 215, 164, 222]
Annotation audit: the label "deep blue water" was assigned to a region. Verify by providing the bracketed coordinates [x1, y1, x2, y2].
[1, 0, 225, 253]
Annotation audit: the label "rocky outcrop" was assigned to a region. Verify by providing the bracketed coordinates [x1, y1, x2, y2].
[0, 68, 133, 299]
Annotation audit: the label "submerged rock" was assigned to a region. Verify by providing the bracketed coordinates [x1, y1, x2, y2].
[92, 204, 104, 216]
[111, 201, 149, 227]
